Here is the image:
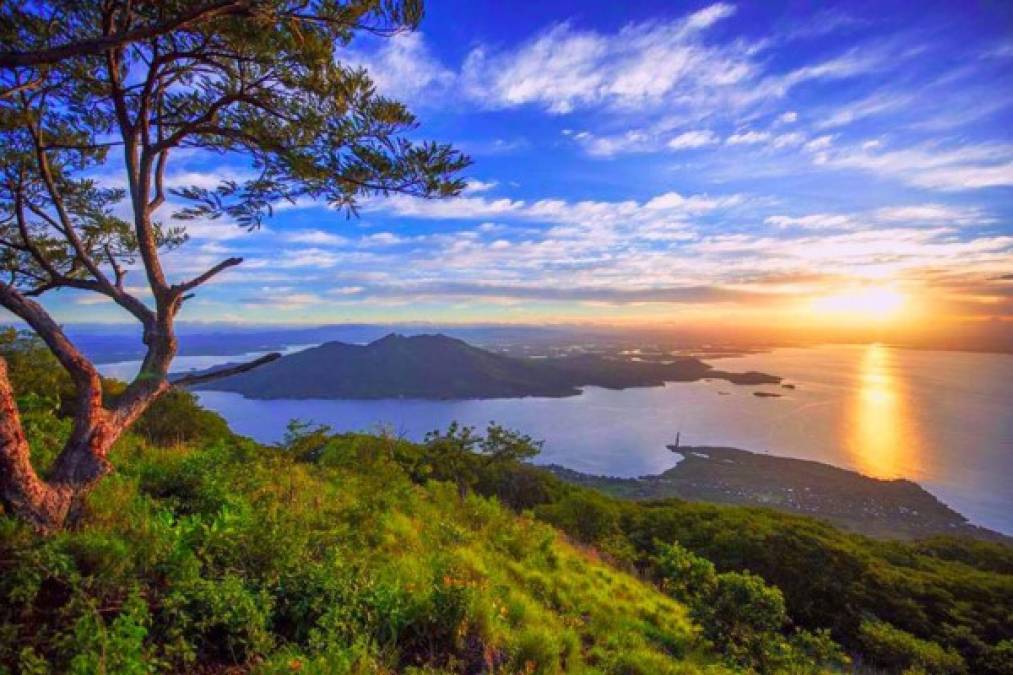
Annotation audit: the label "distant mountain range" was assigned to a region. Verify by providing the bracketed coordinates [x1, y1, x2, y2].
[193, 333, 780, 400]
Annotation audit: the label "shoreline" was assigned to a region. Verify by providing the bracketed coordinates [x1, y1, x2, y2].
[545, 445, 1010, 542]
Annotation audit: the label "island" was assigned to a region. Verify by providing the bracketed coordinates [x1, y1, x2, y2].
[191, 333, 780, 400]
[546, 446, 1008, 542]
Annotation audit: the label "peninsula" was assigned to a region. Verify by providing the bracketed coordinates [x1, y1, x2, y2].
[547, 446, 1008, 542]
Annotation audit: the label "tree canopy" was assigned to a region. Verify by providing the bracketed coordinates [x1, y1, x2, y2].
[0, 0, 469, 530]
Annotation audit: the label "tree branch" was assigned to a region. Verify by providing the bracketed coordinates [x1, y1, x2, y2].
[169, 352, 281, 386]
[174, 256, 243, 294]
[0, 281, 103, 402]
[0, 74, 46, 100]
[0, 1, 251, 69]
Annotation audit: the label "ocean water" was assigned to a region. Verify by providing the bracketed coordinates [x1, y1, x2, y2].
[101, 344, 1013, 534]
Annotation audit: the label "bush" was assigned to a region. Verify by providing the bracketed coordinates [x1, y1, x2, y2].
[652, 541, 717, 605]
[130, 389, 231, 446]
[694, 571, 788, 670]
[534, 491, 620, 545]
[66, 591, 153, 674]
[858, 619, 967, 674]
[981, 640, 1013, 675]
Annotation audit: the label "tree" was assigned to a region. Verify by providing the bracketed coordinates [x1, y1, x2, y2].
[650, 541, 849, 672]
[696, 571, 790, 671]
[651, 540, 717, 605]
[858, 619, 968, 674]
[421, 423, 541, 497]
[0, 0, 469, 531]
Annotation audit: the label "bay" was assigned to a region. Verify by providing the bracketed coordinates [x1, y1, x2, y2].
[102, 344, 1013, 534]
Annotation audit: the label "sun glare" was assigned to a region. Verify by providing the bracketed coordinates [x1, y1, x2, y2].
[810, 287, 907, 321]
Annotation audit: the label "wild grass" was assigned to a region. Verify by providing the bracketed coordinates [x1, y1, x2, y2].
[0, 433, 722, 674]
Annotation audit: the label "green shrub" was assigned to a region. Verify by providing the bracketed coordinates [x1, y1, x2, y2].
[980, 640, 1013, 675]
[66, 590, 153, 674]
[858, 619, 967, 674]
[534, 491, 621, 545]
[652, 541, 717, 605]
[130, 389, 231, 446]
[161, 573, 275, 667]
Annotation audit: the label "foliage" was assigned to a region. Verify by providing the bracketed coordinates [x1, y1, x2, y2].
[0, 425, 716, 673]
[425, 437, 1012, 675]
[858, 619, 967, 674]
[420, 422, 541, 495]
[0, 0, 469, 530]
[0, 328, 72, 405]
[653, 542, 847, 673]
[126, 389, 231, 447]
[653, 541, 718, 606]
[697, 571, 788, 669]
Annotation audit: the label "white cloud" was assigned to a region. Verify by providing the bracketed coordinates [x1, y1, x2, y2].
[458, 4, 755, 114]
[766, 204, 992, 231]
[873, 204, 991, 225]
[462, 179, 499, 194]
[726, 130, 771, 145]
[342, 32, 454, 104]
[371, 194, 526, 220]
[282, 229, 349, 246]
[818, 142, 1013, 190]
[308, 217, 1011, 309]
[371, 189, 742, 227]
[765, 214, 857, 230]
[329, 286, 365, 296]
[242, 288, 324, 309]
[667, 130, 719, 150]
[276, 248, 342, 268]
[769, 132, 806, 149]
[572, 129, 652, 157]
[776, 111, 799, 124]
[363, 232, 407, 246]
[816, 92, 912, 129]
[764, 49, 886, 96]
[981, 41, 1013, 60]
[804, 135, 834, 153]
[180, 218, 270, 242]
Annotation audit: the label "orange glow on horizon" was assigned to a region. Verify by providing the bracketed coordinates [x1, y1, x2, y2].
[809, 286, 908, 322]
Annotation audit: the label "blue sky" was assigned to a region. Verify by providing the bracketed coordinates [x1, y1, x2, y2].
[49, 1, 1013, 329]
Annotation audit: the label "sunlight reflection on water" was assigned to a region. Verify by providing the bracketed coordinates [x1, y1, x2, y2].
[848, 344, 922, 480]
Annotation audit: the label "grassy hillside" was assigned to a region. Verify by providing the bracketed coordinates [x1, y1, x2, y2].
[1, 429, 731, 673]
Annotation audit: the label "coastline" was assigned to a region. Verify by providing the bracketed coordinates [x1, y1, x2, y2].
[545, 445, 1010, 542]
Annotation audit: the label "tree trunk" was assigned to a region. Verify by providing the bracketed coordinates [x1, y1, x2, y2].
[0, 358, 116, 532]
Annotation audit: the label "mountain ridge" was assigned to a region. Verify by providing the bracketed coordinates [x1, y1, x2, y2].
[194, 332, 781, 399]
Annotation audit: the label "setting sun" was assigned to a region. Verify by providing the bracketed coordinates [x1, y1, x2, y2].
[810, 287, 907, 321]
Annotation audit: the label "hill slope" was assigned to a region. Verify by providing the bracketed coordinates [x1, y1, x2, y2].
[195, 333, 779, 399]
[0, 433, 720, 673]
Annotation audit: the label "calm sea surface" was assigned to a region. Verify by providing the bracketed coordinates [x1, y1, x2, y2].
[99, 344, 1013, 534]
